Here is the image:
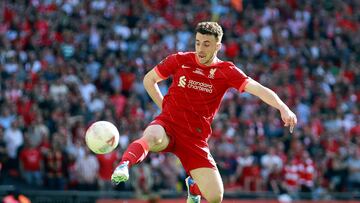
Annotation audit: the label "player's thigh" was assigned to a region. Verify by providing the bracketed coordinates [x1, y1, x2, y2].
[190, 167, 224, 203]
[142, 124, 169, 152]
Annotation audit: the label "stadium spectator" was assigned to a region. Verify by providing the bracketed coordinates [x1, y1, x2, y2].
[75, 147, 99, 190]
[96, 150, 120, 190]
[298, 151, 316, 196]
[19, 137, 43, 187]
[0, 126, 7, 183]
[347, 147, 360, 192]
[131, 161, 154, 196]
[43, 136, 69, 190]
[282, 156, 300, 197]
[4, 120, 23, 176]
[234, 147, 259, 191]
[261, 146, 283, 186]
[324, 151, 348, 192]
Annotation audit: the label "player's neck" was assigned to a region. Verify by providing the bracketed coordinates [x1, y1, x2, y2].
[196, 55, 220, 67]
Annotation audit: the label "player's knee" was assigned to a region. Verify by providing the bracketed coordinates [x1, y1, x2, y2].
[204, 188, 223, 203]
[143, 129, 167, 150]
[144, 132, 161, 144]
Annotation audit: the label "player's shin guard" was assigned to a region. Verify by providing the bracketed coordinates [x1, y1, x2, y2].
[120, 138, 149, 167]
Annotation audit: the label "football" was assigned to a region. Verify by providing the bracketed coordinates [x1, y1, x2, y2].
[85, 121, 119, 154]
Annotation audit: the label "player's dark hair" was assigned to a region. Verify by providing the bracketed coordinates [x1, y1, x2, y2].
[195, 22, 223, 42]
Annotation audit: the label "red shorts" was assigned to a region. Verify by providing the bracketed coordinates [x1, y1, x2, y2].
[148, 119, 217, 174]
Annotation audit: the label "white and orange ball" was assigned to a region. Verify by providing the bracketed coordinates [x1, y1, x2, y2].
[85, 121, 119, 154]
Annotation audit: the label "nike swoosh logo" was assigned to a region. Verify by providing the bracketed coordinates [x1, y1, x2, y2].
[182, 65, 191, 69]
[129, 152, 136, 158]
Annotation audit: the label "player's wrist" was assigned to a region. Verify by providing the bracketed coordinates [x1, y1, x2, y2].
[278, 104, 289, 113]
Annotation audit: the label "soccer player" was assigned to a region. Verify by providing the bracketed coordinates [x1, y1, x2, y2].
[111, 22, 297, 203]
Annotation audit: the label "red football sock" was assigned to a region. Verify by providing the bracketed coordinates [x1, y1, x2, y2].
[190, 182, 202, 196]
[120, 138, 149, 168]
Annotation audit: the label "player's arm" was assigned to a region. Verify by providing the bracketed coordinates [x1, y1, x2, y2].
[143, 68, 166, 110]
[244, 78, 297, 133]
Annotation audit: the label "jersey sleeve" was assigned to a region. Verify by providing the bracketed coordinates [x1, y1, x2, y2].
[227, 65, 249, 92]
[154, 54, 179, 79]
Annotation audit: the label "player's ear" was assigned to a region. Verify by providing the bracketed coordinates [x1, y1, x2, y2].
[216, 42, 222, 51]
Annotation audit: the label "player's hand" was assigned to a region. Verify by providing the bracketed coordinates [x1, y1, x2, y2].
[279, 107, 297, 133]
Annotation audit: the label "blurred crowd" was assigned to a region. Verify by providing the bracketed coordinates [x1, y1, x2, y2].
[0, 0, 359, 200]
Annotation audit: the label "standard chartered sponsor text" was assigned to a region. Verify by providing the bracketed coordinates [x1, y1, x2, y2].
[187, 80, 213, 93]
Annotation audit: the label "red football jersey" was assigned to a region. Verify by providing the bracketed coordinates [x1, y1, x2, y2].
[19, 148, 42, 171]
[154, 52, 249, 140]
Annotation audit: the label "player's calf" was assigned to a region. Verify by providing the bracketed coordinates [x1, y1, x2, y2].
[201, 184, 223, 203]
[189, 168, 224, 203]
[205, 192, 223, 203]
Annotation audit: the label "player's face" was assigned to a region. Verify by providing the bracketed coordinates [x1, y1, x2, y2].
[195, 33, 221, 66]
